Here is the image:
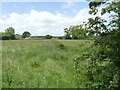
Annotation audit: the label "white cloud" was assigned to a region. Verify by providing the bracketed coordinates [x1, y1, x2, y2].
[0, 8, 109, 36]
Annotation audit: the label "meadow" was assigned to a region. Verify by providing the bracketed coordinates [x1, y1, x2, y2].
[2, 40, 93, 88]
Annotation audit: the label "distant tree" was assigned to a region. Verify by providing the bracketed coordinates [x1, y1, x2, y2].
[45, 34, 52, 39]
[22, 31, 31, 38]
[64, 25, 87, 39]
[70, 25, 87, 39]
[58, 37, 63, 39]
[5, 27, 15, 34]
[0, 32, 15, 40]
[1, 27, 15, 40]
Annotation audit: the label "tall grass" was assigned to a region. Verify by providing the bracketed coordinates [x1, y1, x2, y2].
[2, 40, 92, 88]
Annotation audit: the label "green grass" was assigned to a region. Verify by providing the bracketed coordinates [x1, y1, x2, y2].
[1, 40, 93, 88]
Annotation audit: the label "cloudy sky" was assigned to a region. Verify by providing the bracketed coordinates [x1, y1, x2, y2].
[0, 1, 107, 36]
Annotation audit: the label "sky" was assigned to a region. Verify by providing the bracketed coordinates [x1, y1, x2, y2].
[0, 1, 108, 36]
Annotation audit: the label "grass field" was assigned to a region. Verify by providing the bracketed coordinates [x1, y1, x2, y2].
[2, 40, 93, 88]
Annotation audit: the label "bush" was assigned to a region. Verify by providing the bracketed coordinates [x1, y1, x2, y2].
[81, 30, 120, 88]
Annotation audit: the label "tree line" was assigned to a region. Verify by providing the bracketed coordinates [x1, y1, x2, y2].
[0, 25, 93, 40]
[0, 27, 31, 40]
[0, 28, 55, 40]
[1, 25, 90, 40]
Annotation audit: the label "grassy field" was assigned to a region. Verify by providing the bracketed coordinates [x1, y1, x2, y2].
[2, 40, 93, 88]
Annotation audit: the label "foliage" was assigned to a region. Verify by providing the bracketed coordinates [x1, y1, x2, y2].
[5, 27, 15, 35]
[72, 0, 120, 88]
[64, 24, 87, 39]
[64, 28, 72, 39]
[22, 31, 31, 38]
[0, 29, 15, 40]
[0, 27, 16, 40]
[85, 16, 107, 36]
[58, 37, 63, 39]
[81, 0, 120, 88]
[45, 34, 52, 39]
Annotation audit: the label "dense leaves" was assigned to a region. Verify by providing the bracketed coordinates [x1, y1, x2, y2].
[64, 24, 87, 39]
[45, 34, 52, 39]
[86, 16, 107, 36]
[0, 27, 15, 40]
[22, 31, 31, 38]
[73, 0, 120, 88]
[85, 0, 120, 88]
[5, 27, 15, 35]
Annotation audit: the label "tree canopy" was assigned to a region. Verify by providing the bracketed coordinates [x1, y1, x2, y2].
[5, 27, 15, 35]
[22, 31, 31, 38]
[64, 24, 87, 39]
[0, 27, 15, 40]
[45, 34, 52, 39]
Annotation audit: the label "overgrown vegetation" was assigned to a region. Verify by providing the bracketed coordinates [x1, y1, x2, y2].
[1, 0, 120, 89]
[73, 0, 120, 88]
[2, 40, 92, 88]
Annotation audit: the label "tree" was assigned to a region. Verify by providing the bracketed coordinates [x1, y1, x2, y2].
[85, 16, 107, 37]
[70, 25, 87, 39]
[1, 27, 15, 40]
[0, 32, 15, 40]
[22, 31, 31, 38]
[45, 34, 52, 39]
[64, 24, 87, 39]
[83, 0, 120, 88]
[58, 36, 63, 39]
[5, 27, 15, 34]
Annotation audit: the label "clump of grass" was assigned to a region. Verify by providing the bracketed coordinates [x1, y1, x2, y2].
[51, 39, 65, 49]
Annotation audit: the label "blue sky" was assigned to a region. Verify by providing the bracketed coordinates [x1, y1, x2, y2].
[1, 2, 98, 36]
[2, 2, 89, 16]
